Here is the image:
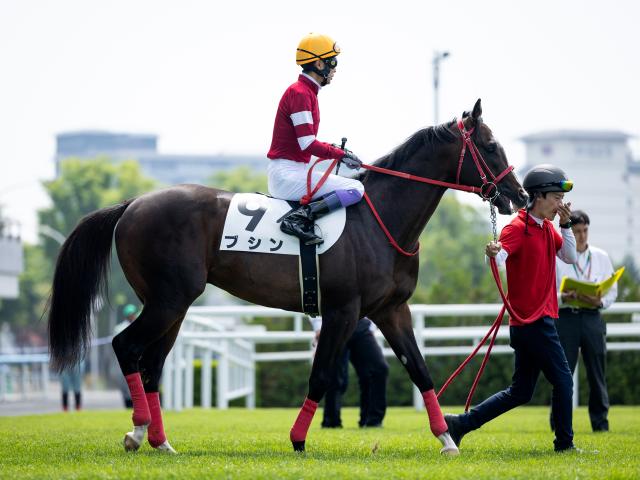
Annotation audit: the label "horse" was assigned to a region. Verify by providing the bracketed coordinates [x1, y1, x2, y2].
[47, 99, 527, 455]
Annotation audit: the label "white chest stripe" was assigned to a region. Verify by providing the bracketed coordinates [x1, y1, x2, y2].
[297, 135, 315, 150]
[291, 110, 313, 126]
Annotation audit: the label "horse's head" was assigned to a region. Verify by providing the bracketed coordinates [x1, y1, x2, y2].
[457, 99, 528, 215]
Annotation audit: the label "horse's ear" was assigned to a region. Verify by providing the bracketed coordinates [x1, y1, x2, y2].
[462, 110, 470, 118]
[472, 98, 482, 120]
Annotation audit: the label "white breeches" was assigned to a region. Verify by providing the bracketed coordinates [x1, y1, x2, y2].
[267, 159, 365, 201]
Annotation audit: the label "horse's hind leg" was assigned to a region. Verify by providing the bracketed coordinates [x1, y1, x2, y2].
[112, 302, 188, 452]
[374, 303, 459, 456]
[290, 302, 359, 452]
[138, 319, 183, 454]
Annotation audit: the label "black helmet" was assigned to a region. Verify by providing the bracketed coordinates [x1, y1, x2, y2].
[522, 164, 573, 194]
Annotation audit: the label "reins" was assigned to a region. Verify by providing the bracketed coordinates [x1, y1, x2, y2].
[437, 202, 541, 411]
[299, 120, 523, 411]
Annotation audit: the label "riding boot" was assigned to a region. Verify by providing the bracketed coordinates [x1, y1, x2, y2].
[280, 205, 320, 245]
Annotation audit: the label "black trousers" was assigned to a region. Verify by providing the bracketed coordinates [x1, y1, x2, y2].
[322, 318, 389, 427]
[552, 308, 609, 431]
[457, 317, 575, 451]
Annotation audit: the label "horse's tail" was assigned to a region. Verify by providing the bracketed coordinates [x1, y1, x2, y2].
[48, 199, 135, 373]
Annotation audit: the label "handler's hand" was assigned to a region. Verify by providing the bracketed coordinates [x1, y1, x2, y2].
[562, 290, 578, 301]
[558, 201, 572, 225]
[577, 293, 602, 308]
[485, 241, 502, 258]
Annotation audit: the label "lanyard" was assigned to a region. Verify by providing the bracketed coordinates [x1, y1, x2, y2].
[572, 250, 592, 280]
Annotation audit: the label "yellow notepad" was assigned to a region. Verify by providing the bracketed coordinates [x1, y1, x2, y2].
[559, 267, 625, 308]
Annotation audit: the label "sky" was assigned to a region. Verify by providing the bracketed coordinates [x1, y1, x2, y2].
[1, 0, 639, 242]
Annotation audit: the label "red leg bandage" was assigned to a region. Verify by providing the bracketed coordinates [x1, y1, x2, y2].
[290, 397, 318, 443]
[145, 392, 167, 448]
[125, 373, 151, 426]
[422, 389, 448, 437]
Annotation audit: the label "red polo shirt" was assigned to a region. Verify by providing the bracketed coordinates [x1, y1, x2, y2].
[500, 209, 563, 326]
[267, 74, 344, 163]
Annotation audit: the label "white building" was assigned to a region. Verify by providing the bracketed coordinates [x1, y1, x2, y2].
[55, 131, 264, 186]
[0, 219, 23, 299]
[520, 130, 639, 266]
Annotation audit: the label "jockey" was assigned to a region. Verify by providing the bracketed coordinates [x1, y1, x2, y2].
[267, 33, 365, 245]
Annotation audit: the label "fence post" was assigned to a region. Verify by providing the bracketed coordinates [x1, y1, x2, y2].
[217, 340, 229, 409]
[174, 338, 184, 412]
[246, 342, 256, 409]
[201, 349, 212, 408]
[41, 361, 49, 398]
[162, 348, 174, 410]
[185, 344, 194, 409]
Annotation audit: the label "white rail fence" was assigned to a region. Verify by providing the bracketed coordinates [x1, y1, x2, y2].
[162, 303, 640, 412]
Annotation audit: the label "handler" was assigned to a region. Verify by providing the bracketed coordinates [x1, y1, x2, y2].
[552, 210, 617, 432]
[444, 164, 579, 452]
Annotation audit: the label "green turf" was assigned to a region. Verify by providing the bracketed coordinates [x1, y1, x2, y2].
[1, 406, 638, 479]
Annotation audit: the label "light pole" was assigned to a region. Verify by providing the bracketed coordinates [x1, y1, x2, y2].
[432, 50, 450, 125]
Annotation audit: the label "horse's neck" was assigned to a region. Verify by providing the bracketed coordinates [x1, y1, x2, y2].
[363, 148, 453, 249]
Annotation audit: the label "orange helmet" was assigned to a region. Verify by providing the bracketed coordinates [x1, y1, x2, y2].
[296, 33, 340, 65]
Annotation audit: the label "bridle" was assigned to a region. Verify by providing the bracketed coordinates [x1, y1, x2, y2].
[301, 118, 516, 256]
[454, 118, 514, 202]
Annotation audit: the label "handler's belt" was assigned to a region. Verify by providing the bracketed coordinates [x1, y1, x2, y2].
[286, 200, 320, 317]
[560, 307, 600, 314]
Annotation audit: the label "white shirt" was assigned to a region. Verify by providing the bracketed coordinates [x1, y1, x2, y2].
[490, 213, 578, 267]
[556, 244, 617, 310]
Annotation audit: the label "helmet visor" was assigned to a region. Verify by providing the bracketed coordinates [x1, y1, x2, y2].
[535, 180, 573, 192]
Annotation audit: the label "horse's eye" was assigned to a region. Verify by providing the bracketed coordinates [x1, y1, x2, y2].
[486, 142, 497, 153]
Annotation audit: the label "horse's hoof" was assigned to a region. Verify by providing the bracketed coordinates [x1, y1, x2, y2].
[292, 440, 306, 452]
[123, 425, 148, 452]
[154, 440, 178, 454]
[438, 432, 460, 456]
[124, 433, 141, 452]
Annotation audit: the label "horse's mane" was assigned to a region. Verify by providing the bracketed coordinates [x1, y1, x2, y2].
[358, 121, 457, 181]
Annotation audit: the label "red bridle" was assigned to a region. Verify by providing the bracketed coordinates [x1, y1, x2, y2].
[454, 118, 514, 200]
[301, 119, 516, 255]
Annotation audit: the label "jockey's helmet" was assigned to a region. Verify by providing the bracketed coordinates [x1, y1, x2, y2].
[522, 164, 573, 208]
[296, 33, 340, 65]
[523, 164, 573, 194]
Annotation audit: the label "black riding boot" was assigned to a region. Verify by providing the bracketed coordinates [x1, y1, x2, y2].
[280, 198, 332, 246]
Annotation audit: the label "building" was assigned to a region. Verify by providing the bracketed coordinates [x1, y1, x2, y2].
[0, 218, 23, 299]
[520, 130, 639, 265]
[55, 131, 264, 186]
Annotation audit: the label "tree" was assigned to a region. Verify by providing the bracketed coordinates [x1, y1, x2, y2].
[0, 158, 157, 339]
[207, 166, 268, 193]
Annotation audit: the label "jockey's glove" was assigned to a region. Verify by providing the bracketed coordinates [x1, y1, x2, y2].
[341, 150, 362, 170]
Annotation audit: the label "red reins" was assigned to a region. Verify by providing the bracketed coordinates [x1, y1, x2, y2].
[299, 120, 526, 411]
[301, 119, 514, 256]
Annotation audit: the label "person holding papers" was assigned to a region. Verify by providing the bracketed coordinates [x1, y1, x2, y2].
[553, 210, 618, 432]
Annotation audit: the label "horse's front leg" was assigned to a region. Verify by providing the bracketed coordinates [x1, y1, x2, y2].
[289, 301, 359, 452]
[374, 303, 459, 456]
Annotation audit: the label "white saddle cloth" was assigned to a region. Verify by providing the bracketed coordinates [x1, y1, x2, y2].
[220, 193, 346, 255]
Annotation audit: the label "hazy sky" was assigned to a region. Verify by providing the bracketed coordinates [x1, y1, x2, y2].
[1, 0, 639, 242]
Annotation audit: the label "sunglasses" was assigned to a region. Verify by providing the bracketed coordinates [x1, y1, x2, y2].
[537, 180, 574, 192]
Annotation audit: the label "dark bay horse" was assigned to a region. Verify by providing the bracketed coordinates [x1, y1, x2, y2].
[48, 99, 527, 455]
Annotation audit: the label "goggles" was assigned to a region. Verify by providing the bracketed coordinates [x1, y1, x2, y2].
[536, 180, 574, 192]
[323, 56, 338, 69]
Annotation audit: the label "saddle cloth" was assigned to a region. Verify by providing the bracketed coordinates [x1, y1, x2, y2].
[220, 193, 346, 255]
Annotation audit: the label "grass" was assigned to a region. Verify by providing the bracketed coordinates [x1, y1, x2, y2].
[0, 406, 638, 479]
